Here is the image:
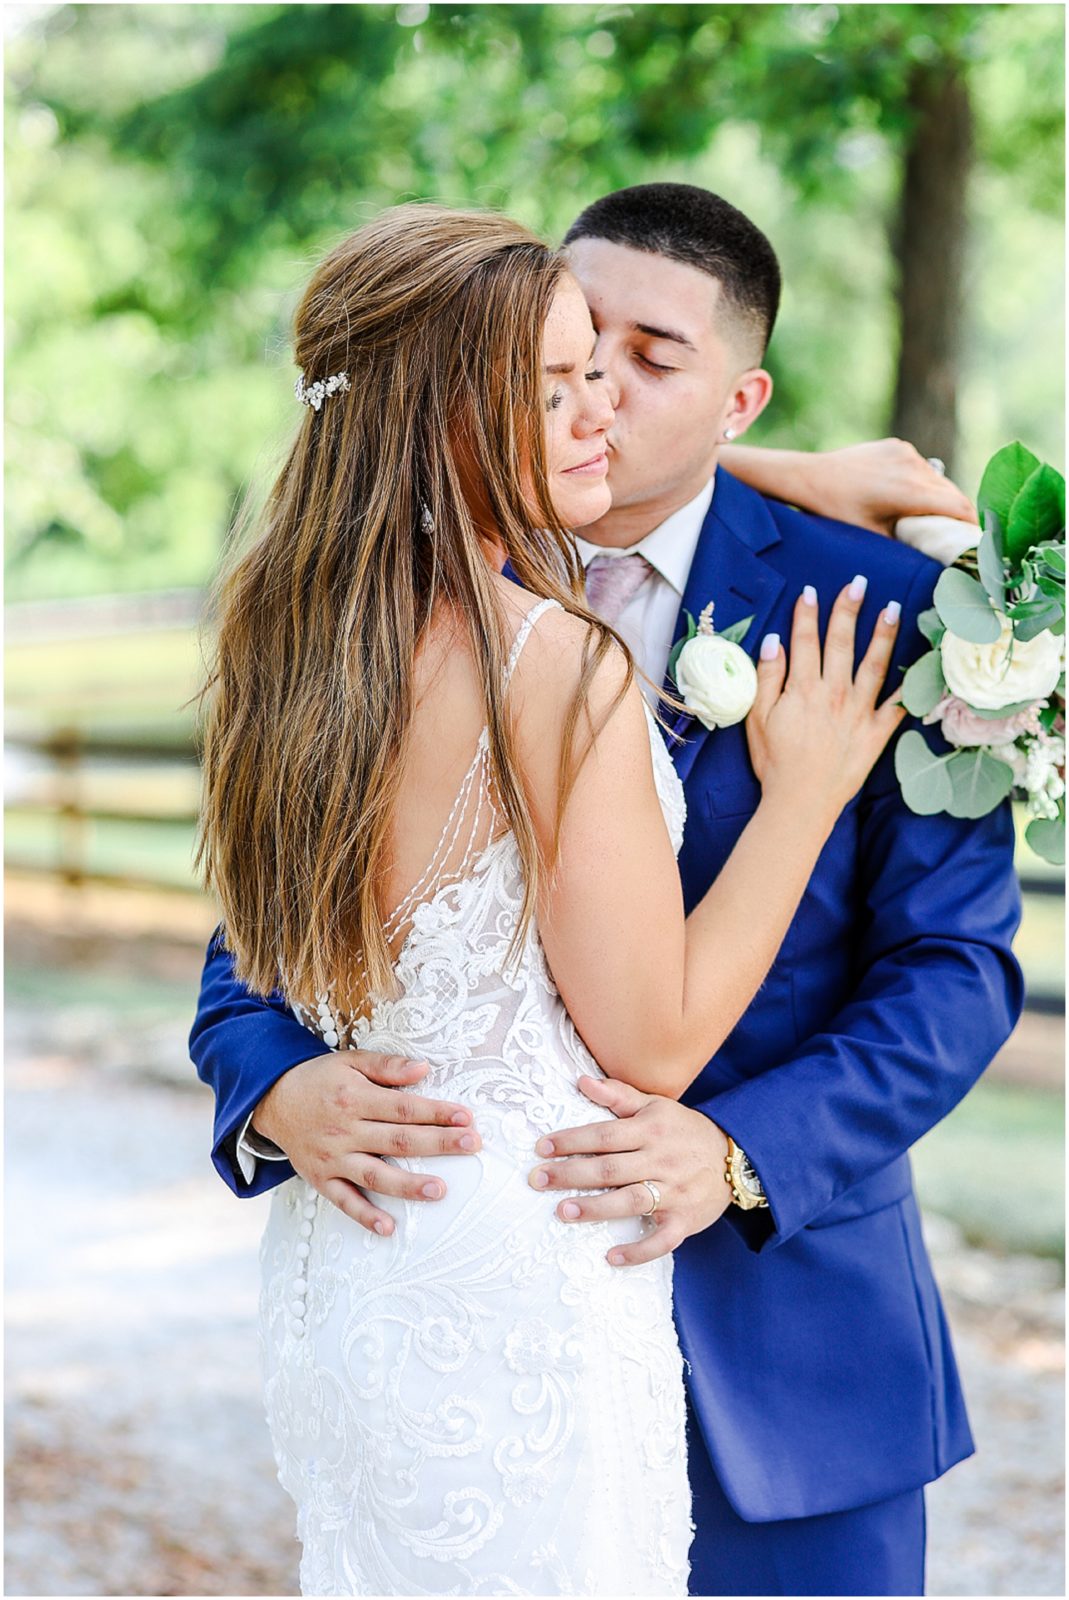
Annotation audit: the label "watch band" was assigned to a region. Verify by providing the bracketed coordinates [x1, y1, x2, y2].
[724, 1134, 769, 1210]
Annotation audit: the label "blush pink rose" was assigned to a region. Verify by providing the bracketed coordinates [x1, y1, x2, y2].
[924, 694, 1044, 748]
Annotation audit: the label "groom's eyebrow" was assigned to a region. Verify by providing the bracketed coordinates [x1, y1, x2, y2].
[632, 321, 698, 352]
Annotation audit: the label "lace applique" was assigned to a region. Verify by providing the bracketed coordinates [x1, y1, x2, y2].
[262, 597, 693, 1594]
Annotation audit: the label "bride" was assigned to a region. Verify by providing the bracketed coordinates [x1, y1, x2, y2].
[194, 203, 906, 1596]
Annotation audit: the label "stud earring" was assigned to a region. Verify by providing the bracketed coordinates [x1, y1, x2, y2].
[723, 427, 736, 441]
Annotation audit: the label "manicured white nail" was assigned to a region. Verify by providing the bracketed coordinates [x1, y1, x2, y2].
[759, 632, 780, 660]
[802, 584, 818, 607]
[849, 573, 868, 601]
[884, 600, 902, 624]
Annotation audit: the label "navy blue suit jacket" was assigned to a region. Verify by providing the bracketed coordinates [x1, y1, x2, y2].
[189, 469, 1024, 1521]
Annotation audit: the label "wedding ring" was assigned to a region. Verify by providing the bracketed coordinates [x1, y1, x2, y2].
[926, 457, 946, 477]
[638, 1180, 661, 1217]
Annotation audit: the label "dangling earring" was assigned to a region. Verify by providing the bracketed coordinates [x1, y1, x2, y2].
[723, 426, 736, 441]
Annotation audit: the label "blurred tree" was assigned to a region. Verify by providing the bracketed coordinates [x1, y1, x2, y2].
[5, 3, 1062, 599]
[94, 3, 1063, 473]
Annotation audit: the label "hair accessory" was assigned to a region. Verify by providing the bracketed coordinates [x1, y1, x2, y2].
[295, 370, 351, 411]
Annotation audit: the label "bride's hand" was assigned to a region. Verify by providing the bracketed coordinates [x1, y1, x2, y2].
[804, 439, 977, 536]
[746, 578, 907, 829]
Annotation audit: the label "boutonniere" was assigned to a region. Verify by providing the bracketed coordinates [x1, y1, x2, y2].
[667, 601, 757, 732]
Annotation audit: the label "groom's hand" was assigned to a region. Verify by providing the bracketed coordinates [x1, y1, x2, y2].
[252, 1052, 481, 1235]
[527, 1076, 733, 1265]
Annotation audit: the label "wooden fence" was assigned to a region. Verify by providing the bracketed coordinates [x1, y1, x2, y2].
[5, 722, 1065, 1013]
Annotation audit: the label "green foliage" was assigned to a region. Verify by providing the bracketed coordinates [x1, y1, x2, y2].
[900, 649, 947, 716]
[5, 3, 1065, 600]
[1027, 810, 1066, 866]
[944, 745, 1016, 818]
[1006, 464, 1066, 565]
[894, 729, 954, 813]
[933, 567, 1001, 643]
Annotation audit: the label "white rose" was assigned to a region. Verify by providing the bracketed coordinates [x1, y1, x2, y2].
[940, 611, 1063, 710]
[675, 634, 757, 729]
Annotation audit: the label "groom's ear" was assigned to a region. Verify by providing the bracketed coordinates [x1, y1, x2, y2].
[721, 367, 774, 442]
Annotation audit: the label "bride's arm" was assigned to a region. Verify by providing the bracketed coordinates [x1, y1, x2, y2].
[513, 593, 903, 1100]
[720, 438, 977, 535]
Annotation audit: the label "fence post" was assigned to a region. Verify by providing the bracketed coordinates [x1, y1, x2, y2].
[51, 726, 86, 890]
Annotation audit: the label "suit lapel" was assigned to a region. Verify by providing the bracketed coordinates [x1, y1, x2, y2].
[661, 470, 787, 785]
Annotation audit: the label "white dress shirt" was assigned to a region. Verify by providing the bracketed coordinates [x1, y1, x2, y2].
[573, 476, 715, 697]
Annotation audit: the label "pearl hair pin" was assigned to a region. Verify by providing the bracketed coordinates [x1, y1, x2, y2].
[295, 370, 351, 411]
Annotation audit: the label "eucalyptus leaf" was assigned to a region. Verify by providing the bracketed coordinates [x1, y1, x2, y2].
[976, 527, 1007, 607]
[1026, 814, 1066, 865]
[1006, 463, 1067, 564]
[1011, 600, 1063, 642]
[917, 607, 945, 646]
[901, 649, 946, 716]
[944, 748, 1016, 818]
[894, 730, 953, 815]
[933, 567, 1001, 644]
[981, 507, 1005, 561]
[977, 441, 1041, 529]
[1036, 573, 1065, 601]
[718, 613, 755, 645]
[1038, 543, 1067, 576]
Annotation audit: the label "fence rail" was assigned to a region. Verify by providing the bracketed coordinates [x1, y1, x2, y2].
[5, 724, 1065, 1008]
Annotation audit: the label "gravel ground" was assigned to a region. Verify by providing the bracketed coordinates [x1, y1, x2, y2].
[5, 1027, 1064, 1598]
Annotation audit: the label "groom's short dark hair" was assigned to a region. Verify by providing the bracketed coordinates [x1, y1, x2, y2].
[563, 183, 781, 360]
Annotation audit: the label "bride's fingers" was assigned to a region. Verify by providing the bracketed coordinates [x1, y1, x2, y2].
[822, 577, 867, 688]
[786, 585, 821, 688]
[853, 599, 902, 706]
[749, 631, 786, 726]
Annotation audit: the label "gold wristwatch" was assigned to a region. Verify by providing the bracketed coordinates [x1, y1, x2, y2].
[724, 1135, 769, 1210]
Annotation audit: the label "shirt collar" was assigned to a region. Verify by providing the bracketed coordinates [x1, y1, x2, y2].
[573, 475, 715, 598]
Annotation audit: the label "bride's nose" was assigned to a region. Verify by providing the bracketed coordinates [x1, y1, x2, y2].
[575, 382, 615, 438]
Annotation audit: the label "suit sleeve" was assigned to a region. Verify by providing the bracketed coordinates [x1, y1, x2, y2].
[188, 925, 332, 1197]
[696, 558, 1026, 1251]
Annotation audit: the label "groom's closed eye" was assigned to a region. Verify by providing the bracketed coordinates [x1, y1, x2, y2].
[636, 353, 677, 374]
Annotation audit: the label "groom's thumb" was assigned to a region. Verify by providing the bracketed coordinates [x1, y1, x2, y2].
[578, 1075, 648, 1116]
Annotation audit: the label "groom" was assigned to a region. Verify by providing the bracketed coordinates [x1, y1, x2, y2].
[190, 185, 1023, 1595]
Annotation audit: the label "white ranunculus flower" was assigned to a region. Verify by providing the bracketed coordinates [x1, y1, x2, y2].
[675, 634, 758, 730]
[940, 611, 1063, 710]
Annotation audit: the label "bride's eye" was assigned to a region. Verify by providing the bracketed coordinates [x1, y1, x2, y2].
[546, 389, 564, 411]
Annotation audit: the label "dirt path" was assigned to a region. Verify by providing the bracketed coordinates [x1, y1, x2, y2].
[5, 1046, 1063, 1597]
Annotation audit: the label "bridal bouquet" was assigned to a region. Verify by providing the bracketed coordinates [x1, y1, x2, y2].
[895, 442, 1066, 864]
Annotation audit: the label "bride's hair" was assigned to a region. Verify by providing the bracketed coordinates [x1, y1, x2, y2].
[193, 202, 638, 1011]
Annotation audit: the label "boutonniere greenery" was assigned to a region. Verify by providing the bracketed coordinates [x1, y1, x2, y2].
[667, 601, 756, 732]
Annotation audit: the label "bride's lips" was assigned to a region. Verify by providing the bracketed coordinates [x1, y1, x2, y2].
[562, 451, 609, 478]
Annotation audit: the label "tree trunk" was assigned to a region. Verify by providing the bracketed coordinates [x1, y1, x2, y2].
[890, 61, 973, 477]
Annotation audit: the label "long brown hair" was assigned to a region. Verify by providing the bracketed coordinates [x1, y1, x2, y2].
[194, 202, 672, 1014]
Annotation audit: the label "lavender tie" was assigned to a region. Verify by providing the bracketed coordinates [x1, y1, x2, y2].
[584, 552, 655, 625]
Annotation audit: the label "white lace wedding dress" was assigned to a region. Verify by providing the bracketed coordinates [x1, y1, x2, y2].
[259, 598, 694, 1596]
